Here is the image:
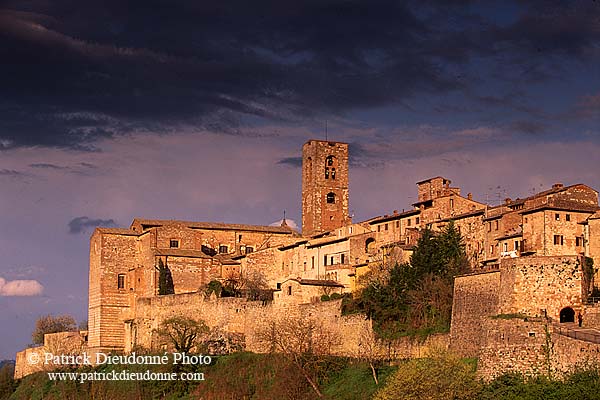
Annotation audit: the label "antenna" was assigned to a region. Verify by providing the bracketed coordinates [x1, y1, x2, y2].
[325, 120, 328, 141]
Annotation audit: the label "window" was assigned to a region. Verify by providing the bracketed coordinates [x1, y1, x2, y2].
[117, 274, 125, 289]
[238, 234, 242, 241]
[555, 213, 560, 221]
[378, 225, 381, 232]
[169, 239, 179, 248]
[341, 254, 345, 264]
[406, 236, 410, 244]
[385, 223, 388, 231]
[490, 245, 494, 254]
[450, 198, 454, 209]
[525, 217, 528, 223]
[331, 168, 336, 180]
[324, 256, 327, 266]
[219, 245, 228, 254]
[396, 221, 399, 228]
[312, 256, 315, 269]
[326, 155, 334, 166]
[327, 192, 336, 204]
[408, 219, 411, 227]
[495, 220, 499, 230]
[349, 227, 353, 234]
[514, 241, 519, 251]
[416, 217, 420, 224]
[330, 256, 334, 265]
[488, 222, 491, 232]
[287, 286, 292, 296]
[325, 167, 330, 179]
[503, 243, 508, 252]
[245, 246, 254, 254]
[566, 214, 571, 222]
[303, 262, 307, 271]
[554, 235, 564, 245]
[576, 237, 583, 247]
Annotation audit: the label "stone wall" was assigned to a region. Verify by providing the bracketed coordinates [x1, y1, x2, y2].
[498, 256, 582, 320]
[478, 317, 600, 381]
[450, 271, 501, 357]
[14, 331, 88, 379]
[130, 294, 371, 357]
[477, 318, 551, 380]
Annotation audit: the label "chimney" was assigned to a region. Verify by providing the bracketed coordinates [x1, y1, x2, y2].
[393, 210, 398, 215]
[552, 183, 564, 189]
[504, 198, 512, 204]
[467, 193, 472, 200]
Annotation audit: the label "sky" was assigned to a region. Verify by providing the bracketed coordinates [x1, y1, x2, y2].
[0, 0, 599, 359]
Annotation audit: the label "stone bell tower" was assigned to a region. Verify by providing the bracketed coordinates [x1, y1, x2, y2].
[301, 140, 350, 236]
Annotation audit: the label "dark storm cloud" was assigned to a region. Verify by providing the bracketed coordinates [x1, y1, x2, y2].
[0, 0, 598, 149]
[0, 169, 28, 178]
[29, 163, 69, 170]
[277, 157, 303, 167]
[67, 216, 116, 234]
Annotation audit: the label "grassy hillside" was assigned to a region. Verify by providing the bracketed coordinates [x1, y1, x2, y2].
[6, 353, 600, 400]
[5, 353, 396, 400]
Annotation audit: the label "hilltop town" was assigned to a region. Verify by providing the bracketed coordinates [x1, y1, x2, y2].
[15, 139, 600, 380]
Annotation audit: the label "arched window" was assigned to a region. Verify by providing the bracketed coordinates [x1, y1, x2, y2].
[327, 192, 335, 204]
[365, 237, 376, 253]
[325, 156, 336, 179]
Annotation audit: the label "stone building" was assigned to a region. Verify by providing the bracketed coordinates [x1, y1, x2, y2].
[84, 140, 600, 357]
[301, 140, 350, 236]
[15, 138, 600, 379]
[88, 219, 299, 353]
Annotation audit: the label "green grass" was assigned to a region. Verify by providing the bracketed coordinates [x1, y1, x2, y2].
[322, 363, 397, 400]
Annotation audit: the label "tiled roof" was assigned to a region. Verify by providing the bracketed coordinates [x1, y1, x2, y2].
[96, 228, 139, 236]
[283, 278, 345, 287]
[367, 209, 420, 224]
[132, 218, 297, 234]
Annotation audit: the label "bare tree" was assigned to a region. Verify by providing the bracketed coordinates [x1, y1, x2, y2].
[355, 324, 384, 385]
[242, 269, 269, 300]
[153, 316, 209, 353]
[31, 314, 77, 345]
[257, 315, 341, 398]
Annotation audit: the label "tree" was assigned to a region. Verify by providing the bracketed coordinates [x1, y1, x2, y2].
[31, 314, 77, 345]
[355, 324, 384, 385]
[157, 258, 174, 295]
[241, 269, 270, 301]
[351, 221, 470, 338]
[0, 362, 17, 399]
[204, 280, 223, 298]
[257, 315, 341, 398]
[154, 316, 209, 353]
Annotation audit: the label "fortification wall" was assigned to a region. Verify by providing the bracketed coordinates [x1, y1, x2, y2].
[477, 318, 549, 381]
[450, 271, 501, 357]
[14, 331, 87, 379]
[130, 294, 371, 356]
[478, 317, 600, 381]
[498, 256, 582, 320]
